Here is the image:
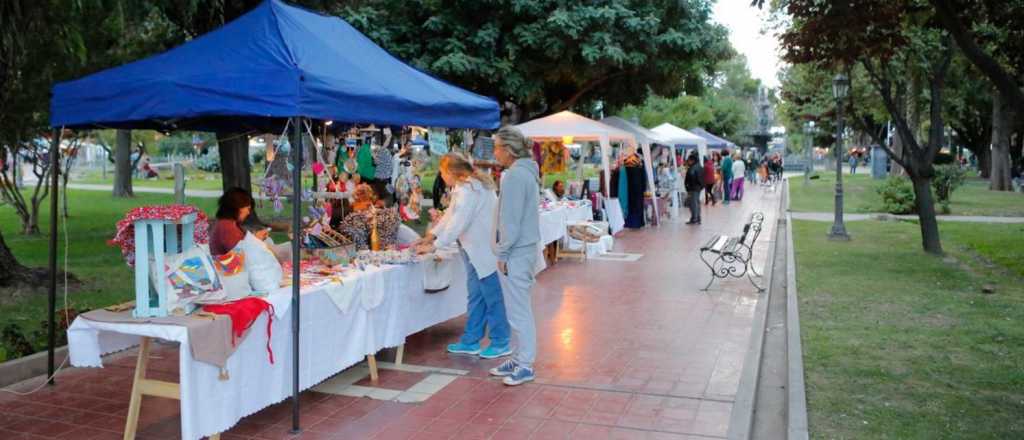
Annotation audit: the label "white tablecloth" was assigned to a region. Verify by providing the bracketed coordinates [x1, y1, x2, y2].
[539, 208, 567, 246]
[67, 259, 469, 440]
[605, 199, 625, 234]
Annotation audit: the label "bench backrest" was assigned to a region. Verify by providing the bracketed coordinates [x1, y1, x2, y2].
[738, 212, 764, 246]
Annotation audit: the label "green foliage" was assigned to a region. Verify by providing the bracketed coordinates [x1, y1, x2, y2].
[876, 176, 916, 214]
[195, 149, 221, 172]
[618, 54, 760, 139]
[932, 164, 967, 210]
[336, 0, 730, 116]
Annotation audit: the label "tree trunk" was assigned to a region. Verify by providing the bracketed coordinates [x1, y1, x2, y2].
[217, 132, 252, 192]
[1011, 130, 1022, 178]
[990, 90, 1014, 190]
[890, 129, 907, 176]
[911, 175, 943, 255]
[977, 145, 991, 178]
[112, 129, 134, 197]
[24, 201, 40, 235]
[0, 230, 27, 287]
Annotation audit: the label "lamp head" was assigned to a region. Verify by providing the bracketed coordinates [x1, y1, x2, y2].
[832, 73, 850, 100]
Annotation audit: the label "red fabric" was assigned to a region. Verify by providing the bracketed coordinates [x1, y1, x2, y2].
[702, 159, 716, 185]
[109, 205, 210, 265]
[210, 219, 246, 256]
[202, 297, 275, 364]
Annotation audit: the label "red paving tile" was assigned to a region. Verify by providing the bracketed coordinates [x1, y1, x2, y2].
[2, 186, 778, 440]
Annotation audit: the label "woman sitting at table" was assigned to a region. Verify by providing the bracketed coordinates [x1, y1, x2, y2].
[210, 188, 269, 256]
[336, 183, 401, 251]
[415, 152, 511, 359]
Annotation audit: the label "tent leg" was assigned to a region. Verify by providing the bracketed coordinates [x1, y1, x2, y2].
[289, 117, 303, 434]
[47, 128, 61, 385]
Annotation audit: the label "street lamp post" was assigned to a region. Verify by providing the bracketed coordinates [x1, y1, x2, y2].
[804, 121, 815, 185]
[829, 73, 850, 240]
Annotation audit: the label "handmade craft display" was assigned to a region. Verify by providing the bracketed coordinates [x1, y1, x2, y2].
[541, 140, 567, 174]
[110, 205, 210, 265]
[151, 246, 227, 316]
[214, 248, 251, 300]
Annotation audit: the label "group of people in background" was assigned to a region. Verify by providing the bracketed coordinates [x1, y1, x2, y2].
[682, 149, 781, 225]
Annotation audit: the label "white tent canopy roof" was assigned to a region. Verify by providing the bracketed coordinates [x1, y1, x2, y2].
[599, 116, 662, 146]
[515, 111, 636, 144]
[650, 123, 705, 147]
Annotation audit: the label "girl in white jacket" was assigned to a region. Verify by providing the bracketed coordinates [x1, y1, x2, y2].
[415, 153, 511, 359]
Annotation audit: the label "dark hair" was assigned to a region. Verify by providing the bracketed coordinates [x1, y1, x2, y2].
[723, 149, 730, 156]
[216, 187, 254, 220]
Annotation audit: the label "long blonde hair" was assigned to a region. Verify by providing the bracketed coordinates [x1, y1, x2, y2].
[440, 152, 495, 189]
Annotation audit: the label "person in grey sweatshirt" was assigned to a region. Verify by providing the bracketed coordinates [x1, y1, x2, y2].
[488, 126, 541, 386]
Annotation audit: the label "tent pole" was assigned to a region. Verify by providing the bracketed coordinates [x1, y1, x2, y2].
[47, 128, 61, 385]
[289, 117, 303, 433]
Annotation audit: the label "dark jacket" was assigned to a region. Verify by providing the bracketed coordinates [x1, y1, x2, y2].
[685, 163, 704, 192]
[432, 170, 447, 210]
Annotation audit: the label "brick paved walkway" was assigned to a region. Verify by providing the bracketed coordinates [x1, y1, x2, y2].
[1, 187, 781, 440]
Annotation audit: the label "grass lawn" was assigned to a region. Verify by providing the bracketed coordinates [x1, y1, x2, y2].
[75, 168, 228, 191]
[788, 173, 1024, 217]
[794, 219, 1024, 439]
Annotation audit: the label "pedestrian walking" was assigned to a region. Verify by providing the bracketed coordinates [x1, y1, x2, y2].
[684, 154, 703, 225]
[415, 152, 511, 359]
[730, 152, 746, 201]
[720, 149, 733, 204]
[489, 126, 541, 386]
[849, 152, 858, 175]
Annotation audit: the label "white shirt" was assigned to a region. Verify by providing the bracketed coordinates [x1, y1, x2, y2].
[430, 178, 499, 279]
[732, 160, 746, 179]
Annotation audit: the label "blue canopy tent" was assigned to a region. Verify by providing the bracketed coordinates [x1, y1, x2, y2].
[688, 127, 736, 150]
[46, 0, 498, 436]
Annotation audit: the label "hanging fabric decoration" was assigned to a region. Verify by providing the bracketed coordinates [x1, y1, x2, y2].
[541, 140, 567, 174]
[428, 127, 448, 156]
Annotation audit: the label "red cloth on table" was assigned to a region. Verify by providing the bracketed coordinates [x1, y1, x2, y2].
[202, 297, 275, 364]
[109, 204, 210, 265]
[210, 219, 246, 256]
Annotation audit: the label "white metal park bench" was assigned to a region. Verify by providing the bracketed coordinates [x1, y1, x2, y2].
[699, 212, 765, 292]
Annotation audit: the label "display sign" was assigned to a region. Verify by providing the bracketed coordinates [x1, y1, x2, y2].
[472, 137, 495, 161]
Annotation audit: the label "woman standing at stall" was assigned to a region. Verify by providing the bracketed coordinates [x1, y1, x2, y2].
[415, 153, 511, 359]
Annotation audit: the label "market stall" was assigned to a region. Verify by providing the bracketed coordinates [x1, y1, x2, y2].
[650, 123, 708, 163]
[513, 111, 639, 233]
[68, 257, 468, 439]
[47, 1, 499, 439]
[689, 127, 737, 151]
[601, 116, 670, 221]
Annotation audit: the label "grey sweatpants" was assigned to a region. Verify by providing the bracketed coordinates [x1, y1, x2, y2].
[498, 245, 538, 369]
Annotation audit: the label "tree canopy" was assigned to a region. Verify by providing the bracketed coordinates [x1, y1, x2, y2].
[336, 0, 730, 119]
[618, 54, 762, 142]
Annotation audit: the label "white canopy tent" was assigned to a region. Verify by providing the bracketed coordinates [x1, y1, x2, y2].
[600, 116, 665, 221]
[514, 111, 642, 199]
[651, 123, 708, 165]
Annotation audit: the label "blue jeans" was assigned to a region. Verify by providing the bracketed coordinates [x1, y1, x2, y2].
[459, 251, 510, 348]
[723, 176, 733, 202]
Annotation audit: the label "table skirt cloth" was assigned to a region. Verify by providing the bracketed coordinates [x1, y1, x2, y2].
[67, 258, 468, 440]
